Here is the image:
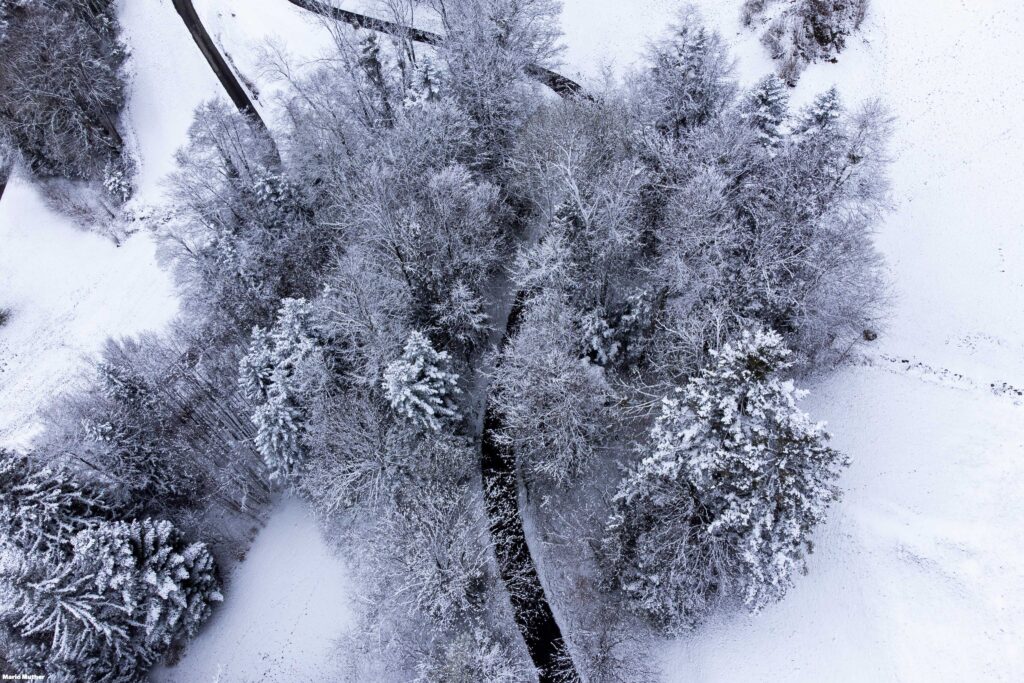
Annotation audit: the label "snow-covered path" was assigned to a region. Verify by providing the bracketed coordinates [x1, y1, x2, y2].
[152, 498, 355, 683]
[555, 1, 1024, 680]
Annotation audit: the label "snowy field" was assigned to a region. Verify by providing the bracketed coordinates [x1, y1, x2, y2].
[1, 0, 1022, 681]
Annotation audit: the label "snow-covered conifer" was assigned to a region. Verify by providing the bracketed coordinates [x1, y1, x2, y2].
[794, 86, 843, 137]
[0, 456, 220, 680]
[744, 75, 790, 148]
[405, 57, 444, 107]
[0, 453, 112, 556]
[646, 8, 735, 136]
[108, 519, 221, 651]
[240, 298, 319, 482]
[383, 331, 461, 432]
[604, 329, 847, 630]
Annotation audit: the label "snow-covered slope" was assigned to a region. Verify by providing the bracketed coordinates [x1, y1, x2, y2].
[555, 1, 1024, 680]
[0, 0, 225, 447]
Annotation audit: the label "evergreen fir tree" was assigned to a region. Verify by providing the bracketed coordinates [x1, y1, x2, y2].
[404, 57, 444, 107]
[0, 453, 112, 556]
[794, 86, 843, 137]
[383, 331, 461, 432]
[240, 298, 318, 482]
[648, 9, 735, 136]
[604, 329, 848, 630]
[0, 456, 221, 681]
[744, 74, 790, 149]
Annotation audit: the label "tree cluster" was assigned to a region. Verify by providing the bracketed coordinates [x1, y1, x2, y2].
[0, 0, 129, 187]
[0, 453, 221, 681]
[14, 0, 890, 678]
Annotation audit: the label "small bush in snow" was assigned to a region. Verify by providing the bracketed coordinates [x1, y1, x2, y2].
[604, 330, 848, 631]
[103, 157, 134, 205]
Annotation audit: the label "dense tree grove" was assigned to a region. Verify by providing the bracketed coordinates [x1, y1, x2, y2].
[743, 0, 870, 83]
[0, 0, 129, 186]
[4, 1, 890, 679]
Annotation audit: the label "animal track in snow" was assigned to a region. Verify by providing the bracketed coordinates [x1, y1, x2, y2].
[861, 354, 1024, 406]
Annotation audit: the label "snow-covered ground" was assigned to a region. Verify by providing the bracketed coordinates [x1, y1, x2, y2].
[0, 174, 177, 447]
[152, 498, 356, 683]
[192, 0, 337, 130]
[120, 0, 223, 205]
[556, 1, 1024, 680]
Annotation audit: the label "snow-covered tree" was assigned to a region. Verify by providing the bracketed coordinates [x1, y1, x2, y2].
[793, 86, 843, 137]
[493, 293, 615, 485]
[405, 57, 445, 107]
[645, 7, 735, 136]
[0, 0, 127, 179]
[0, 456, 221, 681]
[431, 280, 491, 351]
[78, 519, 222, 654]
[240, 297, 319, 482]
[415, 627, 532, 683]
[78, 358, 202, 505]
[2, 519, 220, 681]
[748, 0, 870, 83]
[604, 329, 848, 630]
[166, 102, 325, 336]
[743, 74, 790, 148]
[383, 331, 461, 432]
[0, 453, 112, 556]
[357, 31, 396, 125]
